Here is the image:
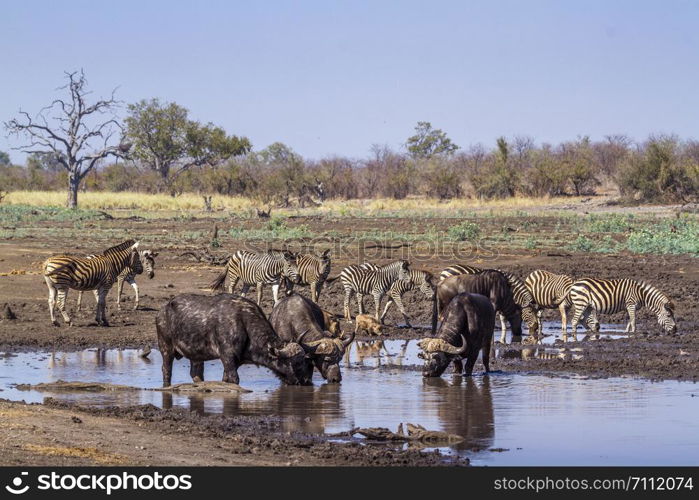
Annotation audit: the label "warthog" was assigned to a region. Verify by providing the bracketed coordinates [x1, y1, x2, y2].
[269, 293, 354, 383]
[420, 293, 495, 377]
[156, 293, 313, 387]
[433, 270, 523, 343]
[355, 314, 383, 336]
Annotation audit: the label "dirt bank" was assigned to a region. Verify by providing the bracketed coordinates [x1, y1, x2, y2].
[0, 398, 465, 466]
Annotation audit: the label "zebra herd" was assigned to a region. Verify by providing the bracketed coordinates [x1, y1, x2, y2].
[41, 241, 678, 341]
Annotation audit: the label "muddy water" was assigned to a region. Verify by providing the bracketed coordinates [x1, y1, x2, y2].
[1, 343, 698, 466]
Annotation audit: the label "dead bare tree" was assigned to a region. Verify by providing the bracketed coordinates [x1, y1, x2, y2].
[4, 70, 129, 208]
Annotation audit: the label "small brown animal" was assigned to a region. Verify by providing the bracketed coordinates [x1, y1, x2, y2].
[355, 314, 383, 336]
[321, 309, 341, 337]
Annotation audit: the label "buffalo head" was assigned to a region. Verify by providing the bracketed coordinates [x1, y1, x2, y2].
[417, 334, 467, 377]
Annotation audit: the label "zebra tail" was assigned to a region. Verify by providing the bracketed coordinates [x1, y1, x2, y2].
[325, 274, 341, 284]
[209, 268, 228, 292]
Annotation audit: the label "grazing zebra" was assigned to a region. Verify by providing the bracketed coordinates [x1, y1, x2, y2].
[380, 269, 434, 327]
[210, 250, 300, 305]
[569, 278, 677, 340]
[285, 249, 331, 302]
[42, 240, 141, 327]
[340, 260, 411, 321]
[439, 264, 539, 340]
[524, 270, 574, 339]
[77, 250, 158, 311]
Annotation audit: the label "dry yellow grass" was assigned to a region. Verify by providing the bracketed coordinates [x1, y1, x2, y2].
[4, 190, 585, 215]
[23, 444, 127, 465]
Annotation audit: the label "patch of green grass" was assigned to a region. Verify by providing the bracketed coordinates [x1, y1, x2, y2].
[586, 213, 635, 233]
[447, 221, 481, 241]
[567, 235, 595, 252]
[625, 217, 699, 255]
[0, 205, 109, 225]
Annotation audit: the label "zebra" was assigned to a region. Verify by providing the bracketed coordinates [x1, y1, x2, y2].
[524, 270, 574, 339]
[569, 278, 677, 341]
[284, 249, 331, 302]
[210, 250, 300, 305]
[77, 250, 158, 311]
[439, 264, 539, 341]
[380, 269, 434, 327]
[42, 240, 141, 327]
[340, 260, 411, 321]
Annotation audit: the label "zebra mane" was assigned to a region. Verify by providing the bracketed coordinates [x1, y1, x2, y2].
[102, 240, 137, 255]
[639, 280, 672, 308]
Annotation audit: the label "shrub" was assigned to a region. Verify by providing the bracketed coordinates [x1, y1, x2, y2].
[447, 221, 481, 241]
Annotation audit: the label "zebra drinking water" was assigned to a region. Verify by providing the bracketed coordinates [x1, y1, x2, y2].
[210, 250, 300, 305]
[42, 240, 141, 327]
[568, 277, 677, 341]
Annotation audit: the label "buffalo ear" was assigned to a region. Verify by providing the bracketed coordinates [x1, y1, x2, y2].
[268, 346, 279, 359]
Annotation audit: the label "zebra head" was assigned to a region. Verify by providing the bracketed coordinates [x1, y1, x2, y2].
[282, 251, 301, 284]
[658, 301, 677, 335]
[521, 303, 540, 334]
[397, 260, 410, 282]
[141, 250, 158, 279]
[417, 271, 435, 299]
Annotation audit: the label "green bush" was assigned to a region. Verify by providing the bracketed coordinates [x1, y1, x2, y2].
[447, 221, 481, 241]
[568, 235, 595, 252]
[587, 214, 634, 233]
[625, 218, 699, 255]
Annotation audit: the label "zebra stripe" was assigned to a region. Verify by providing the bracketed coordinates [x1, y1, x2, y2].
[286, 249, 331, 302]
[380, 269, 434, 326]
[439, 264, 539, 340]
[524, 270, 574, 337]
[77, 250, 157, 311]
[569, 278, 677, 340]
[43, 239, 141, 326]
[340, 260, 411, 321]
[210, 250, 300, 305]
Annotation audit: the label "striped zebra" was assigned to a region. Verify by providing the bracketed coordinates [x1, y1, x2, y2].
[210, 250, 300, 305]
[439, 264, 539, 341]
[77, 250, 158, 311]
[285, 249, 331, 302]
[42, 240, 141, 327]
[380, 269, 434, 327]
[524, 270, 574, 339]
[340, 260, 411, 321]
[569, 278, 677, 341]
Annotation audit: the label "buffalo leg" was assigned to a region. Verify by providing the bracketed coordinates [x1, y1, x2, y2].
[190, 361, 205, 382]
[482, 341, 492, 373]
[221, 357, 240, 384]
[452, 358, 463, 374]
[161, 351, 174, 387]
[463, 346, 480, 376]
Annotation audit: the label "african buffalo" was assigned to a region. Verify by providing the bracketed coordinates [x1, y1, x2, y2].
[269, 293, 354, 383]
[433, 270, 523, 343]
[156, 293, 313, 387]
[420, 292, 495, 377]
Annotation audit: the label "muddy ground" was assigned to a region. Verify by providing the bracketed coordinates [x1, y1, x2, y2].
[1, 212, 698, 465]
[0, 398, 462, 466]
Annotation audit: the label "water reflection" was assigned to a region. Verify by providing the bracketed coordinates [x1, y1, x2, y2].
[422, 376, 494, 452]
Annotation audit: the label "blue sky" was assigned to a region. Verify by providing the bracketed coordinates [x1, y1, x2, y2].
[1, 0, 698, 163]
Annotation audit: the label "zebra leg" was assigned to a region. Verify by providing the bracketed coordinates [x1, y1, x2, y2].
[56, 288, 71, 326]
[272, 282, 280, 304]
[626, 304, 636, 334]
[569, 305, 587, 342]
[310, 282, 317, 303]
[356, 293, 365, 315]
[394, 294, 412, 327]
[45, 277, 59, 326]
[372, 292, 382, 321]
[130, 280, 139, 310]
[116, 276, 124, 311]
[559, 302, 568, 338]
[380, 298, 393, 324]
[96, 288, 109, 327]
[498, 312, 507, 344]
[228, 276, 239, 295]
[256, 283, 264, 305]
[344, 289, 352, 320]
[77, 291, 83, 311]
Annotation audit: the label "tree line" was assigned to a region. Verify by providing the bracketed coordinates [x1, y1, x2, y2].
[2, 72, 698, 208]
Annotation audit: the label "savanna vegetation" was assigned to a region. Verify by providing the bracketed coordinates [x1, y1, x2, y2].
[3, 72, 699, 211]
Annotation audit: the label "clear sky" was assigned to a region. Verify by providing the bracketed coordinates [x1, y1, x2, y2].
[1, 0, 697, 163]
